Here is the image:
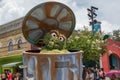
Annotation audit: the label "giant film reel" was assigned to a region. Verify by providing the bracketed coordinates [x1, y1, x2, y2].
[22, 2, 76, 47]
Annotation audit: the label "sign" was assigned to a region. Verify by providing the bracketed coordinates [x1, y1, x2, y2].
[55, 61, 69, 68]
[93, 22, 101, 34]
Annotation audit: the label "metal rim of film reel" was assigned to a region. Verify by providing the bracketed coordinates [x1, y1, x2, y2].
[22, 2, 76, 47]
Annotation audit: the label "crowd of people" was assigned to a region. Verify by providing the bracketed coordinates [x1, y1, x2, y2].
[82, 67, 106, 80]
[0, 70, 23, 80]
[0, 68, 118, 80]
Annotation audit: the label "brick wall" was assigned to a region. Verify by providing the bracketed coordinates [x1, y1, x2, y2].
[0, 18, 31, 58]
[102, 39, 120, 72]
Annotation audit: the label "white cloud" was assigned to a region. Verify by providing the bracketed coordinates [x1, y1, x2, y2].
[101, 21, 120, 33]
[0, 0, 120, 33]
[74, 8, 89, 30]
[0, 0, 25, 24]
[90, 0, 120, 25]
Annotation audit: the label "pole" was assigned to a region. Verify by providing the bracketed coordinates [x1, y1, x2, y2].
[91, 7, 94, 36]
[87, 6, 98, 36]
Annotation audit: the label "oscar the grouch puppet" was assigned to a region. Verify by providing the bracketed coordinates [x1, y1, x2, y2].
[43, 30, 66, 50]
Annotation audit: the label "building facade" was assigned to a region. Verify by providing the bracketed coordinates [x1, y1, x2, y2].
[102, 39, 120, 72]
[0, 17, 32, 73]
[0, 17, 31, 57]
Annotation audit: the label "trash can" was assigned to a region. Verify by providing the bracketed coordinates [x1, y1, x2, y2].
[23, 51, 83, 80]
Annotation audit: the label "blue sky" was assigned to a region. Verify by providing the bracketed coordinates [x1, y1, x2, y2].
[0, 0, 120, 33]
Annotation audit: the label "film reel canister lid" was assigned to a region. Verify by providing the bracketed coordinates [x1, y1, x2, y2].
[22, 2, 76, 47]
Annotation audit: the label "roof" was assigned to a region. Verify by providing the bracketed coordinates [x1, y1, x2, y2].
[2, 62, 22, 67]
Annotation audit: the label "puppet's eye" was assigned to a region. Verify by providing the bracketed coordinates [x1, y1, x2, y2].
[59, 36, 64, 41]
[51, 33, 57, 37]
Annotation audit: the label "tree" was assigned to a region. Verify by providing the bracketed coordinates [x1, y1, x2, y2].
[112, 29, 120, 41]
[66, 27, 107, 66]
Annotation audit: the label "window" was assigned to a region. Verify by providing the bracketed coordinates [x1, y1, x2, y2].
[8, 41, 13, 51]
[18, 39, 22, 50]
[109, 54, 120, 69]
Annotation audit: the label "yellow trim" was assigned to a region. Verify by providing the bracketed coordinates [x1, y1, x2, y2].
[0, 53, 22, 58]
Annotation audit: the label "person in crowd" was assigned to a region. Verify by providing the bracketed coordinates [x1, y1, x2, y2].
[26, 77, 30, 80]
[96, 68, 100, 80]
[1, 73, 6, 80]
[14, 72, 23, 80]
[89, 69, 94, 80]
[4, 70, 8, 79]
[94, 67, 98, 80]
[7, 70, 13, 80]
[12, 73, 16, 80]
[85, 68, 90, 80]
[99, 68, 105, 80]
[19, 73, 23, 80]
[0, 74, 2, 80]
[82, 67, 87, 80]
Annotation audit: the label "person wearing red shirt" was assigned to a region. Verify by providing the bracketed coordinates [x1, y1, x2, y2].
[7, 71, 12, 80]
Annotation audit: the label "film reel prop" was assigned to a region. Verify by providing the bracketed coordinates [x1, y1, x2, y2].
[22, 2, 76, 47]
[22, 2, 83, 80]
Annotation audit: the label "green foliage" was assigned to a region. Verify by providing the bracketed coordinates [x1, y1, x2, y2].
[112, 29, 120, 41]
[66, 33, 80, 50]
[65, 28, 107, 64]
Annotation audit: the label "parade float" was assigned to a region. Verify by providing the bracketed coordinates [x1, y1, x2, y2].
[22, 2, 83, 80]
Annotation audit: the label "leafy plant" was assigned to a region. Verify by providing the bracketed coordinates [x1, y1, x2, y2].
[65, 27, 107, 64]
[66, 33, 80, 51]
